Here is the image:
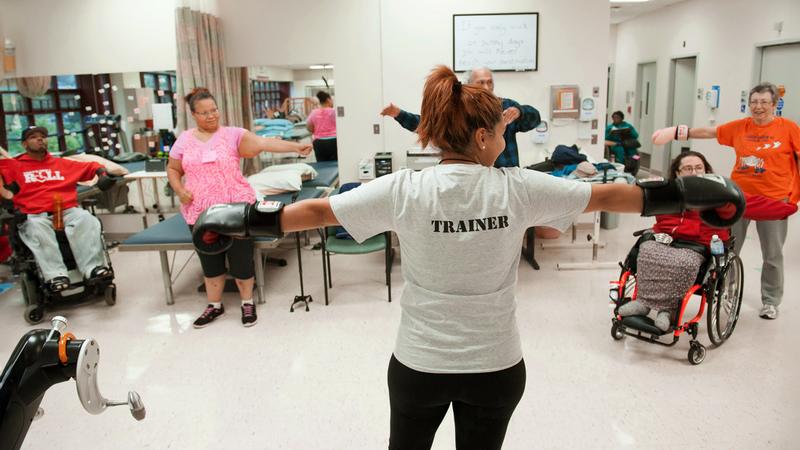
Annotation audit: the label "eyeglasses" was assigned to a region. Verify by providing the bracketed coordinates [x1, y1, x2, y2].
[749, 100, 773, 106]
[194, 108, 219, 117]
[678, 165, 706, 174]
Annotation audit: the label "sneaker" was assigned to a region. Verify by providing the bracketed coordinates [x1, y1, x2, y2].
[759, 304, 778, 320]
[193, 304, 225, 328]
[654, 311, 671, 332]
[241, 303, 257, 327]
[47, 276, 71, 292]
[89, 266, 111, 279]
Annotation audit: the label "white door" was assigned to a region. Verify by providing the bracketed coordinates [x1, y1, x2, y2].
[636, 62, 657, 170]
[669, 57, 697, 163]
[760, 43, 800, 123]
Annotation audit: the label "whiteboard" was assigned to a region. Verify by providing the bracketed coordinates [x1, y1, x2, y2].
[453, 13, 539, 72]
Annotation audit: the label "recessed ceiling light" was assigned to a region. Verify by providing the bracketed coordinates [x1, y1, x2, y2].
[309, 64, 334, 70]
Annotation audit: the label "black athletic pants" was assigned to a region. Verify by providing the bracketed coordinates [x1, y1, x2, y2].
[188, 225, 255, 279]
[387, 355, 526, 450]
[312, 137, 338, 161]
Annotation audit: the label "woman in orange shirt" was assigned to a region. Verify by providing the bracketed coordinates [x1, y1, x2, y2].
[652, 82, 800, 320]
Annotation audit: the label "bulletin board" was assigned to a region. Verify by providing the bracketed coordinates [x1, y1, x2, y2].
[550, 85, 580, 120]
[452, 13, 539, 72]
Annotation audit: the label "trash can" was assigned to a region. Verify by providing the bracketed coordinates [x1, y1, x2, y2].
[601, 212, 619, 230]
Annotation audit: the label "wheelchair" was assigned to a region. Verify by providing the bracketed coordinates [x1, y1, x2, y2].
[0, 203, 117, 325]
[608, 230, 744, 365]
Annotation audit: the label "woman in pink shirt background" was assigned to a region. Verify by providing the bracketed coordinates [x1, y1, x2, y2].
[167, 87, 311, 329]
[306, 91, 338, 161]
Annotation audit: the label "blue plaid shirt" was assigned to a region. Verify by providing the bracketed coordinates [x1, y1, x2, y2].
[393, 97, 541, 168]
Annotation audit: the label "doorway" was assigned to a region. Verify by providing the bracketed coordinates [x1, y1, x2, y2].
[635, 62, 657, 171]
[760, 42, 800, 123]
[667, 57, 697, 167]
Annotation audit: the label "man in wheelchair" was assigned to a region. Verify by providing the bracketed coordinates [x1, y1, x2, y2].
[617, 151, 797, 332]
[0, 126, 117, 293]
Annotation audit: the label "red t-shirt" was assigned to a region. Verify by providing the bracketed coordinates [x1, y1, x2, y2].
[652, 194, 797, 246]
[653, 211, 729, 247]
[0, 153, 101, 214]
[717, 117, 800, 201]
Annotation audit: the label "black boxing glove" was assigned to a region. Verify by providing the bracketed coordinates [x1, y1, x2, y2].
[192, 201, 284, 255]
[95, 168, 117, 191]
[638, 174, 745, 228]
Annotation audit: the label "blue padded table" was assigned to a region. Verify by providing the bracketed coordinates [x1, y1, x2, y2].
[304, 161, 339, 188]
[119, 214, 279, 306]
[284, 127, 312, 141]
[120, 160, 146, 173]
[264, 185, 328, 204]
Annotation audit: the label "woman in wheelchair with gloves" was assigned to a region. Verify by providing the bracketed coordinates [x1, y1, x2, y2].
[615, 151, 797, 336]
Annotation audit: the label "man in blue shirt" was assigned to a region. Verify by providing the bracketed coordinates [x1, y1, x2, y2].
[381, 67, 541, 168]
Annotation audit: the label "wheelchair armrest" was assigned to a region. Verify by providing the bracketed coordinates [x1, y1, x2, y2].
[632, 228, 653, 237]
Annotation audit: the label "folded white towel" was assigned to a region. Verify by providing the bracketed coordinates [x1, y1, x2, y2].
[261, 162, 317, 179]
[248, 171, 303, 195]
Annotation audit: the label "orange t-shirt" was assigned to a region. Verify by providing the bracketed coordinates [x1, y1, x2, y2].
[717, 117, 800, 202]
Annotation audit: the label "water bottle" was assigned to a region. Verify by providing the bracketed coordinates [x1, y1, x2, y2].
[52, 194, 64, 231]
[710, 234, 725, 265]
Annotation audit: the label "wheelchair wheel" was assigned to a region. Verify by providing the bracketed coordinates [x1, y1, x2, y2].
[24, 304, 45, 325]
[688, 342, 706, 365]
[611, 321, 625, 340]
[707, 255, 744, 346]
[103, 284, 117, 306]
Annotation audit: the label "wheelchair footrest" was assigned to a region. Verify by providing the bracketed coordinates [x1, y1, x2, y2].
[621, 315, 670, 337]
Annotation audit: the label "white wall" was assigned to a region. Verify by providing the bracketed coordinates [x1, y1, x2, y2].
[290, 69, 334, 98]
[2, 0, 611, 181]
[0, 0, 177, 78]
[609, 24, 618, 65]
[222, 0, 609, 181]
[220, 0, 384, 183]
[248, 66, 294, 82]
[381, 0, 610, 170]
[610, 0, 800, 175]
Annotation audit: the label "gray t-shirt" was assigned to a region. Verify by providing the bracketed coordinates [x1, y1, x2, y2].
[329, 165, 591, 373]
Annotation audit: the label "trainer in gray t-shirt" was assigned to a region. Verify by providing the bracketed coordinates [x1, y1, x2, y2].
[329, 165, 591, 373]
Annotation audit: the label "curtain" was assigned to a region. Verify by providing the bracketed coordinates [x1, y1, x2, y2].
[17, 76, 51, 98]
[175, 7, 248, 132]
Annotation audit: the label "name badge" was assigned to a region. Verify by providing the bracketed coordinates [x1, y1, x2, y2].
[201, 149, 217, 163]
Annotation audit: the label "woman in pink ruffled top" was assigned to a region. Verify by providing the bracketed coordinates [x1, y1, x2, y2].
[167, 87, 311, 329]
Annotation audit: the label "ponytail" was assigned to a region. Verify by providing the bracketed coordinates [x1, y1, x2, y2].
[417, 66, 501, 154]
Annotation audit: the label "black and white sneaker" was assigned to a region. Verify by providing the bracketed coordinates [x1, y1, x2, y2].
[47, 276, 71, 292]
[193, 304, 225, 328]
[241, 303, 257, 327]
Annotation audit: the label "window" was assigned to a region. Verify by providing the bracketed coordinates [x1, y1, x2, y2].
[0, 74, 113, 155]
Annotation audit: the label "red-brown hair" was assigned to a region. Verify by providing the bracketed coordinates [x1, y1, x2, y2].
[417, 66, 502, 154]
[185, 87, 216, 113]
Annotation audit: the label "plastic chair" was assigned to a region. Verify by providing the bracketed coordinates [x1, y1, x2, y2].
[320, 224, 393, 305]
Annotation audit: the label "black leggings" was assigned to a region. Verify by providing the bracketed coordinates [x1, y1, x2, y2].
[388, 355, 526, 450]
[188, 226, 255, 279]
[312, 138, 338, 161]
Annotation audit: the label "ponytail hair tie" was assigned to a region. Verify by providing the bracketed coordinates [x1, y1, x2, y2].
[453, 80, 462, 94]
